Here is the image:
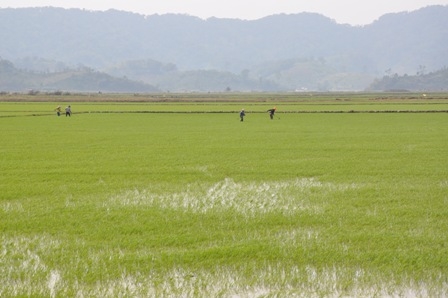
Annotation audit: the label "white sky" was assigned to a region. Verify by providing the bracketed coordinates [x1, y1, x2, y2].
[1, 0, 448, 25]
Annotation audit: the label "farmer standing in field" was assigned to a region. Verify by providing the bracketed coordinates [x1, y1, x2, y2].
[267, 107, 276, 120]
[65, 105, 71, 117]
[240, 108, 246, 122]
[54, 105, 61, 116]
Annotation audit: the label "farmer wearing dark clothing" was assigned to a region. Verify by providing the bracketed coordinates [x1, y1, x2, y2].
[65, 105, 71, 117]
[240, 109, 246, 122]
[267, 107, 276, 120]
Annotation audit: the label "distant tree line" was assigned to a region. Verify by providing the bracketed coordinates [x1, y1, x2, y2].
[367, 67, 448, 91]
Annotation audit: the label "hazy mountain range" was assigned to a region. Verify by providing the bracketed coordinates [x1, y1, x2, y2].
[0, 6, 447, 92]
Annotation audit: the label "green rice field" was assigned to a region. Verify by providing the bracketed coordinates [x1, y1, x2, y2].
[1, 93, 447, 296]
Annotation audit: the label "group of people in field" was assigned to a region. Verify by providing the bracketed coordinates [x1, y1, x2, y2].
[54, 105, 71, 117]
[240, 107, 276, 122]
[55, 104, 275, 120]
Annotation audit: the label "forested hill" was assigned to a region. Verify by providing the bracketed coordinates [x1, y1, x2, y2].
[0, 5, 447, 92]
[368, 68, 448, 91]
[0, 59, 160, 93]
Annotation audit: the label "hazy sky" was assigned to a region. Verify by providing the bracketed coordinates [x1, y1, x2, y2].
[1, 0, 448, 25]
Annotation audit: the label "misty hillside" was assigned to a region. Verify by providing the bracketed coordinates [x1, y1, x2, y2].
[0, 60, 159, 93]
[0, 6, 447, 92]
[368, 68, 448, 91]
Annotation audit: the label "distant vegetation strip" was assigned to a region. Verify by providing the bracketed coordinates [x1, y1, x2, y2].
[1, 92, 448, 102]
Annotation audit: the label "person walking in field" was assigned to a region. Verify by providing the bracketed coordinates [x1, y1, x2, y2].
[54, 105, 61, 116]
[65, 105, 71, 117]
[240, 108, 246, 122]
[267, 107, 276, 120]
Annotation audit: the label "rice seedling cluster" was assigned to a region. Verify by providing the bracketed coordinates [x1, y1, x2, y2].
[107, 178, 358, 216]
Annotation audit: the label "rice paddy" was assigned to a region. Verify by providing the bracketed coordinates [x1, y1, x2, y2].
[1, 93, 447, 297]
